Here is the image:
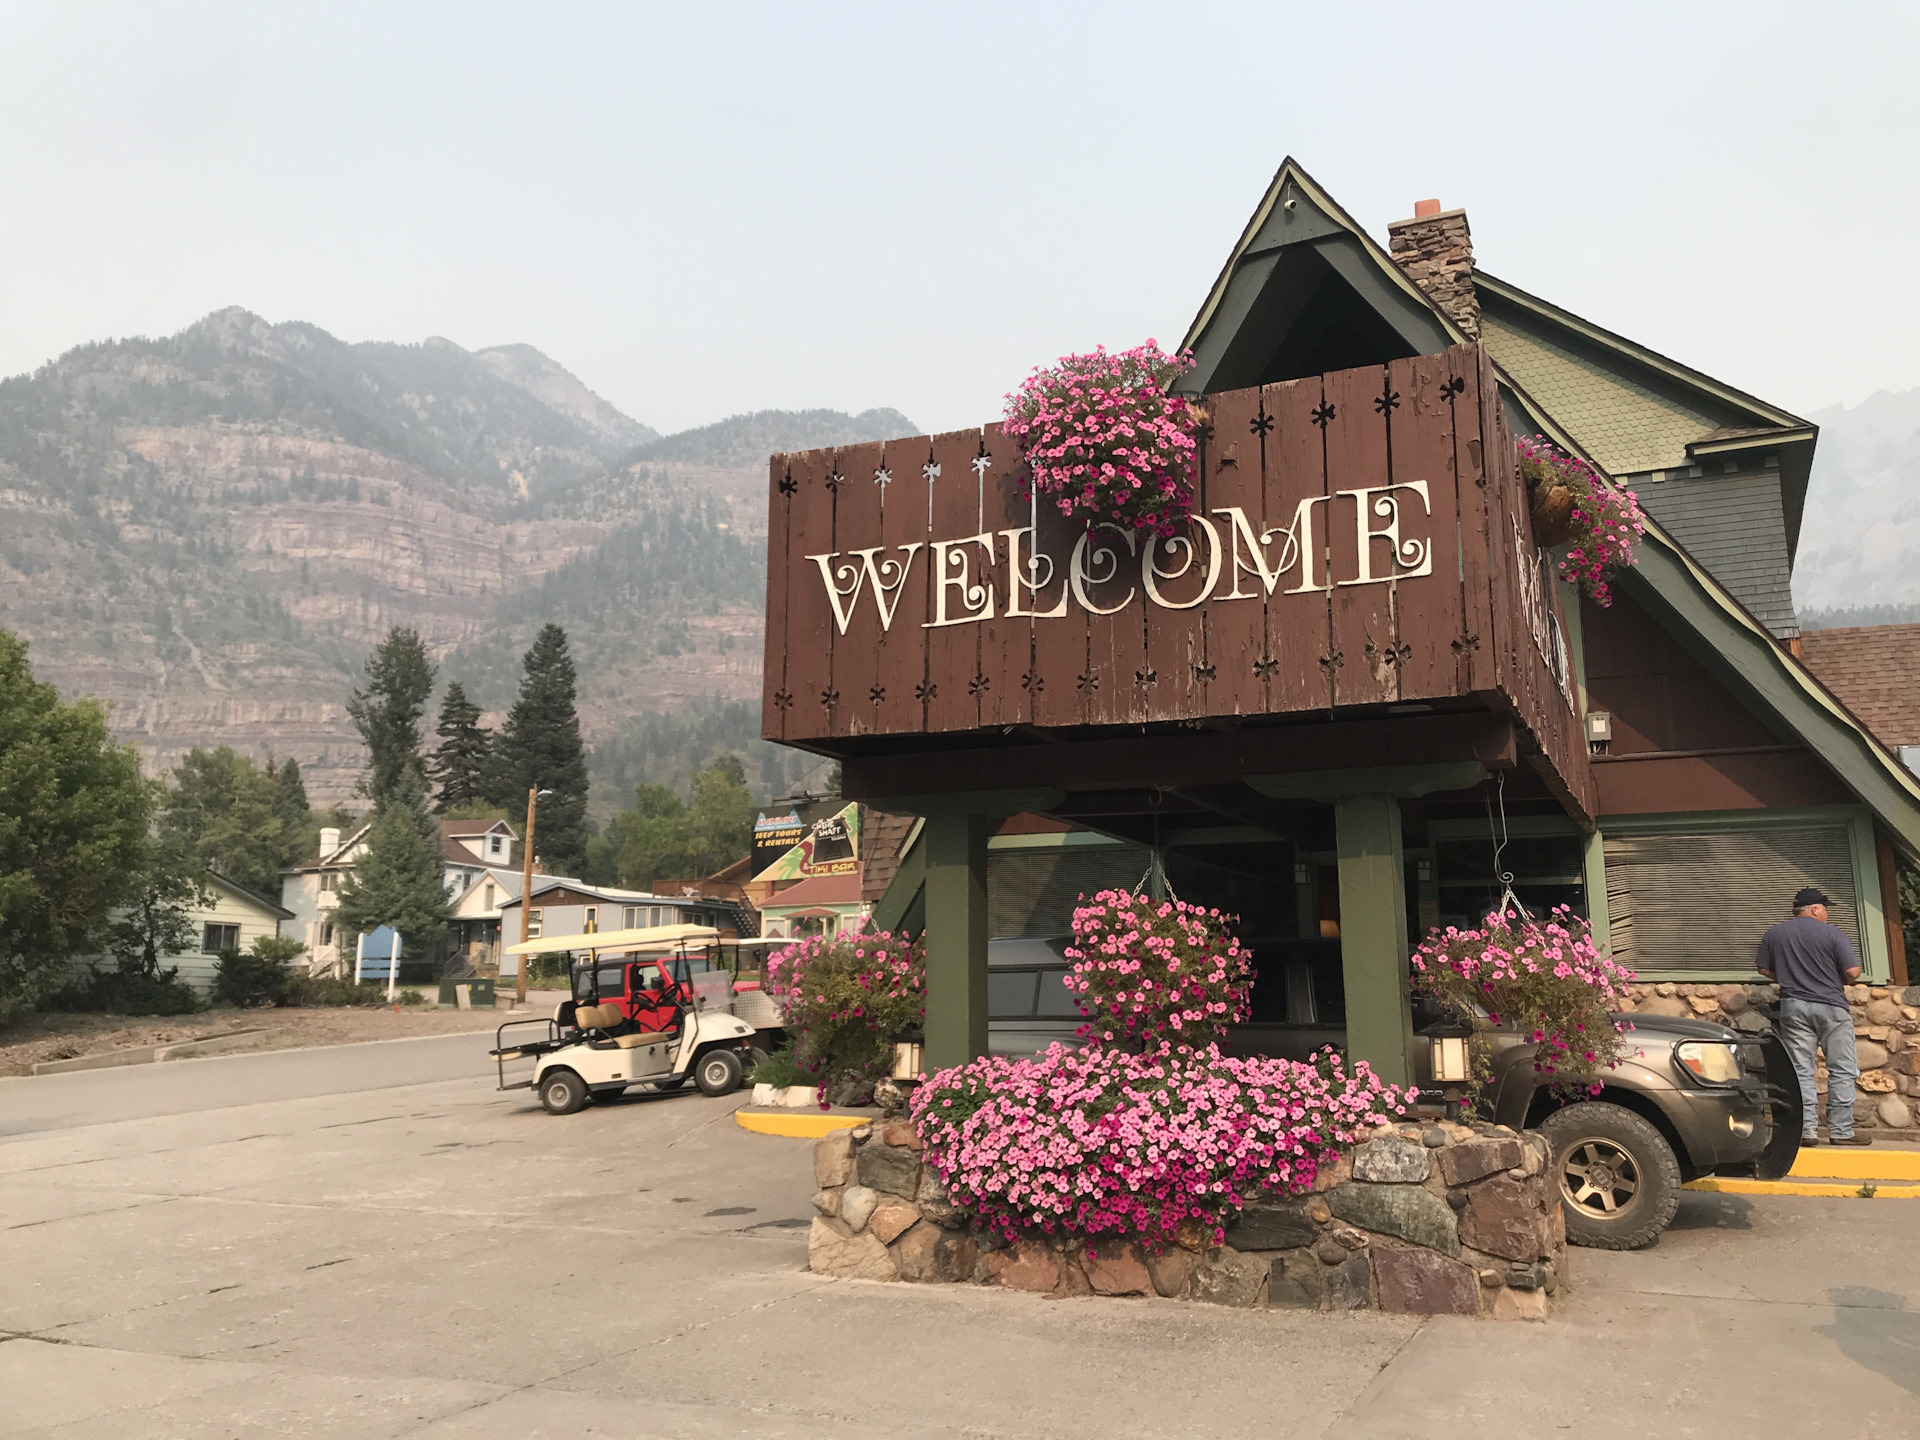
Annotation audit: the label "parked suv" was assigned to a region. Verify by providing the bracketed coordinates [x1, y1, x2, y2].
[986, 936, 1800, 1249]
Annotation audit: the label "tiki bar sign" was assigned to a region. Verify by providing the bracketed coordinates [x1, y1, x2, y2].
[811, 485, 1435, 633]
[763, 346, 1587, 805]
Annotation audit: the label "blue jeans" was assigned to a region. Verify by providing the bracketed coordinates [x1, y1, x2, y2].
[1778, 995, 1859, 1139]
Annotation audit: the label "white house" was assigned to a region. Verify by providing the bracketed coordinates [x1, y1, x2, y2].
[280, 816, 520, 978]
[495, 879, 738, 977]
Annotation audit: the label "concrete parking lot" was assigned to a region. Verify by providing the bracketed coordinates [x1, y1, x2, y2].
[2, 1035, 1916, 1438]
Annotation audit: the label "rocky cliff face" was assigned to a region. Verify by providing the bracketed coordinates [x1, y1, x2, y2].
[0, 310, 915, 805]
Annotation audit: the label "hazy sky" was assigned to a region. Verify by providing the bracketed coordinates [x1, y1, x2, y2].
[3, 3, 1916, 436]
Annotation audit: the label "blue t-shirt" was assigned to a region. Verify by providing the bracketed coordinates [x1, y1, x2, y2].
[1755, 914, 1859, 1007]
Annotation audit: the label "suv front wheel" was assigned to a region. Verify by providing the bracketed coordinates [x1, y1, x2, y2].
[1540, 1102, 1681, 1250]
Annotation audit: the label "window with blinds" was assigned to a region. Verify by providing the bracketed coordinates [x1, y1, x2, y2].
[988, 844, 1152, 938]
[1604, 825, 1861, 972]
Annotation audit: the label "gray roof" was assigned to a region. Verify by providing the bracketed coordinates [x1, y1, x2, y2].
[1635, 473, 1800, 639]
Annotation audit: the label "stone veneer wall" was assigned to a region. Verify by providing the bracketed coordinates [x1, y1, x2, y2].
[1625, 981, 1920, 1135]
[808, 1119, 1567, 1319]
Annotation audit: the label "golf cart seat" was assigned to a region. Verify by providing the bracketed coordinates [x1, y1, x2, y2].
[572, 1004, 624, 1030]
[612, 1029, 677, 1049]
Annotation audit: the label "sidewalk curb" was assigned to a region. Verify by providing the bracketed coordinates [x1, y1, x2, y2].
[735, 1107, 882, 1138]
[31, 1029, 265, 1076]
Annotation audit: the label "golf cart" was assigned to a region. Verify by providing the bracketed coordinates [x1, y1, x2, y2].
[491, 924, 763, 1115]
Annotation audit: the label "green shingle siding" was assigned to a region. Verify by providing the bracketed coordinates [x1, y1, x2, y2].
[1635, 474, 1799, 639]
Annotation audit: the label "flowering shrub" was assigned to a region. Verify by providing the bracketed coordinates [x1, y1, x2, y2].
[1002, 342, 1202, 538]
[764, 928, 923, 1096]
[1062, 890, 1253, 1052]
[1516, 437, 1646, 606]
[912, 1043, 1404, 1247]
[1410, 905, 1636, 1096]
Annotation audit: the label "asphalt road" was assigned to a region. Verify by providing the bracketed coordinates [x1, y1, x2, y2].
[3, 1036, 1917, 1438]
[0, 1031, 498, 1139]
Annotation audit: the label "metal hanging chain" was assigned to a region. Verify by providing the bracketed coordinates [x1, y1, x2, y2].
[1135, 790, 1180, 902]
[1484, 769, 1529, 922]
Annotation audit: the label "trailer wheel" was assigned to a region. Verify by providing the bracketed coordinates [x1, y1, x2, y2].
[695, 1048, 744, 1097]
[539, 1068, 589, 1115]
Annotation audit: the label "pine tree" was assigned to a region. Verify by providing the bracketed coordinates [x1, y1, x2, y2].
[491, 624, 589, 876]
[161, 747, 286, 898]
[346, 628, 435, 809]
[429, 682, 492, 813]
[332, 767, 451, 959]
[271, 756, 310, 829]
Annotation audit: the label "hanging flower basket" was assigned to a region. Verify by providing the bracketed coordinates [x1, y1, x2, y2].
[1002, 342, 1203, 539]
[1409, 905, 1637, 1098]
[1514, 437, 1648, 606]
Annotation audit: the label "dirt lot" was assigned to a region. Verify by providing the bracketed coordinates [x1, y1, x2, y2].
[0, 997, 567, 1077]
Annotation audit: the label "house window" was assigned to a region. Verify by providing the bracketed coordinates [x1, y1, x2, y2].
[583, 906, 598, 934]
[203, 923, 241, 954]
[490, 835, 504, 856]
[484, 883, 495, 910]
[527, 908, 543, 938]
[321, 922, 334, 946]
[319, 872, 336, 894]
[460, 873, 471, 892]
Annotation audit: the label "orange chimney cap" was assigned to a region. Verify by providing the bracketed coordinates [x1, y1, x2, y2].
[1413, 199, 1442, 218]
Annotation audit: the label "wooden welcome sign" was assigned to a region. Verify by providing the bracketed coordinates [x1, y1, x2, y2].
[763, 345, 1589, 805]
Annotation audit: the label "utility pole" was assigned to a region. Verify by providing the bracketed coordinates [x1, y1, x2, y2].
[515, 786, 539, 1004]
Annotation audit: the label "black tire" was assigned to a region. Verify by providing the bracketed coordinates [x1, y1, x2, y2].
[1541, 1102, 1681, 1250]
[694, 1047, 745, 1097]
[538, 1068, 589, 1116]
[746, 1045, 771, 1075]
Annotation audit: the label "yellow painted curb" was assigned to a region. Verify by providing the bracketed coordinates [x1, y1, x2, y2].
[1786, 1148, 1920, 1181]
[734, 1110, 868, 1139]
[1686, 1176, 1920, 1199]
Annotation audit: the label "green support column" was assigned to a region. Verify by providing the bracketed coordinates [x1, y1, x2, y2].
[922, 811, 991, 1071]
[1334, 793, 1417, 1089]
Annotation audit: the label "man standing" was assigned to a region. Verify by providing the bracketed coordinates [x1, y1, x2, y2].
[1757, 886, 1870, 1147]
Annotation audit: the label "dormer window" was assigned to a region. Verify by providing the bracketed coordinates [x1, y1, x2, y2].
[490, 835, 504, 856]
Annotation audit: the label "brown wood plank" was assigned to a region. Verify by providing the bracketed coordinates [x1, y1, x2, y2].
[922, 428, 993, 736]
[1387, 353, 1461, 703]
[1323, 361, 1397, 709]
[1262, 373, 1332, 715]
[1200, 384, 1268, 717]
[1451, 347, 1497, 697]
[870, 433, 931, 737]
[762, 451, 795, 744]
[823, 439, 888, 740]
[976, 423, 1031, 728]
[781, 444, 841, 743]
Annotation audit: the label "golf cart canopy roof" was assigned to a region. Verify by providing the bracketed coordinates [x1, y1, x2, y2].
[503, 924, 722, 958]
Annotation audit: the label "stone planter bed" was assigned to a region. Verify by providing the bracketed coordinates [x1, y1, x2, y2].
[808, 1117, 1568, 1320]
[1627, 981, 1920, 1136]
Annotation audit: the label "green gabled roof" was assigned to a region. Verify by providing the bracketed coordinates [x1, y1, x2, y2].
[1475, 272, 1811, 477]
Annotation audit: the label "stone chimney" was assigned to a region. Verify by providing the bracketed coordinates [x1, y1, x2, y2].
[318, 826, 341, 858]
[1387, 198, 1480, 339]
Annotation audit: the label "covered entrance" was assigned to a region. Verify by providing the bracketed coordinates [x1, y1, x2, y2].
[760, 346, 1593, 1087]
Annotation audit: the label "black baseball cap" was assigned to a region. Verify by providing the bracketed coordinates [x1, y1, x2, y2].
[1793, 886, 1830, 908]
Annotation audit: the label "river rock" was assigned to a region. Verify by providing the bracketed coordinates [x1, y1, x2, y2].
[1192, 1249, 1269, 1307]
[1460, 1176, 1549, 1262]
[1733, 1011, 1772, 1035]
[1268, 1249, 1324, 1309]
[868, 1198, 921, 1245]
[1327, 1182, 1460, 1256]
[1226, 1196, 1319, 1250]
[1084, 1241, 1153, 1296]
[1438, 1137, 1522, 1187]
[1865, 998, 1905, 1026]
[1858, 1069, 1897, 1093]
[889, 1219, 943, 1280]
[1879, 1095, 1914, 1129]
[814, 1130, 854, 1188]
[1856, 1041, 1892, 1071]
[1328, 1252, 1372, 1309]
[839, 1184, 879, 1232]
[812, 1188, 840, 1218]
[856, 1141, 921, 1199]
[1353, 1136, 1432, 1183]
[931, 1230, 979, 1283]
[1491, 1285, 1550, 1321]
[915, 1168, 966, 1228]
[1639, 995, 1691, 1018]
[1373, 1247, 1480, 1315]
[986, 1242, 1061, 1294]
[1145, 1247, 1195, 1298]
[809, 1217, 897, 1281]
